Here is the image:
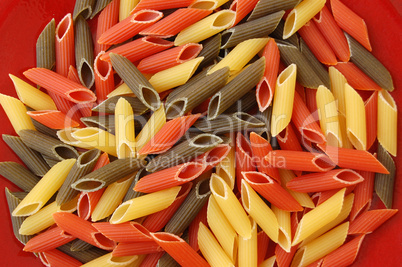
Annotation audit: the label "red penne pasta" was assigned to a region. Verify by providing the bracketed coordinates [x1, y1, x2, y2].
[94, 51, 115, 103]
[151, 232, 210, 267]
[140, 252, 165, 267]
[24, 68, 97, 103]
[292, 91, 326, 145]
[331, 0, 372, 51]
[348, 209, 398, 234]
[243, 171, 303, 212]
[305, 88, 318, 115]
[53, 212, 116, 250]
[130, 0, 195, 14]
[112, 241, 163, 257]
[334, 62, 382, 90]
[321, 234, 366, 267]
[55, 13, 75, 77]
[77, 189, 106, 220]
[277, 124, 303, 152]
[27, 110, 80, 129]
[141, 182, 192, 232]
[236, 132, 256, 192]
[94, 0, 120, 55]
[229, 0, 259, 27]
[92, 221, 153, 243]
[101, 36, 174, 63]
[137, 43, 203, 74]
[365, 91, 378, 150]
[256, 39, 280, 111]
[298, 20, 337, 65]
[315, 187, 355, 206]
[319, 145, 389, 174]
[265, 150, 336, 172]
[67, 65, 81, 84]
[306, 259, 323, 267]
[249, 132, 280, 182]
[313, 6, 350, 62]
[275, 243, 298, 267]
[23, 226, 75, 252]
[350, 170, 375, 221]
[99, 10, 163, 45]
[286, 169, 364, 192]
[138, 114, 200, 155]
[257, 231, 270, 265]
[40, 249, 81, 267]
[94, 151, 111, 170]
[193, 144, 231, 173]
[134, 162, 204, 193]
[140, 8, 212, 38]
[188, 201, 208, 251]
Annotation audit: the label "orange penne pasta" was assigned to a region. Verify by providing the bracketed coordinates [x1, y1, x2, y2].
[229, 0, 259, 27]
[92, 221, 153, 243]
[140, 8, 212, 38]
[257, 231, 270, 265]
[27, 110, 80, 129]
[99, 10, 163, 45]
[348, 209, 398, 234]
[67, 65, 92, 119]
[195, 144, 231, 173]
[249, 132, 280, 182]
[256, 38, 280, 111]
[350, 170, 375, 221]
[55, 13, 75, 77]
[40, 249, 81, 267]
[265, 150, 335, 172]
[334, 62, 382, 90]
[292, 91, 326, 145]
[67, 65, 81, 84]
[94, 0, 120, 55]
[138, 114, 200, 155]
[236, 132, 256, 192]
[321, 234, 366, 267]
[298, 20, 337, 65]
[315, 186, 356, 206]
[313, 6, 350, 62]
[275, 243, 298, 267]
[24, 68, 96, 103]
[112, 242, 163, 257]
[365, 91, 378, 150]
[77, 189, 105, 220]
[188, 201, 208, 251]
[130, 0, 195, 14]
[277, 124, 303, 152]
[94, 51, 115, 103]
[286, 169, 364, 192]
[101, 36, 173, 62]
[331, 0, 372, 51]
[305, 88, 318, 115]
[23, 226, 75, 252]
[243, 171, 303, 212]
[137, 43, 203, 74]
[319, 144, 389, 174]
[140, 252, 164, 267]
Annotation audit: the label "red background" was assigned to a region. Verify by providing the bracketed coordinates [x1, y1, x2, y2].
[0, 0, 400, 266]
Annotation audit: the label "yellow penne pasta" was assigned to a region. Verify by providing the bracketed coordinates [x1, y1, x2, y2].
[72, 127, 117, 157]
[82, 252, 138, 267]
[208, 38, 269, 75]
[109, 186, 181, 224]
[278, 169, 315, 209]
[198, 222, 235, 267]
[107, 83, 135, 98]
[0, 93, 36, 134]
[271, 64, 297, 136]
[283, 0, 326, 39]
[329, 66, 347, 115]
[316, 85, 343, 147]
[259, 256, 276, 267]
[241, 180, 279, 243]
[12, 159, 76, 217]
[119, 0, 139, 21]
[215, 146, 235, 190]
[272, 205, 292, 253]
[189, 0, 229, 10]
[377, 90, 397, 156]
[210, 174, 252, 238]
[115, 97, 136, 158]
[238, 216, 257, 267]
[292, 188, 345, 246]
[291, 222, 349, 267]
[338, 113, 354, 149]
[345, 83, 366, 150]
[56, 128, 94, 149]
[135, 104, 166, 153]
[207, 193, 238, 262]
[9, 74, 57, 111]
[175, 10, 236, 46]
[91, 173, 135, 222]
[149, 57, 204, 93]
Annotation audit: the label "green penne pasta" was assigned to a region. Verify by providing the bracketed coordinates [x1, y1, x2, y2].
[165, 67, 230, 119]
[158, 253, 181, 267]
[70, 239, 94, 251]
[122, 168, 148, 202]
[58, 242, 107, 263]
[75, 15, 95, 88]
[42, 154, 60, 168]
[221, 11, 284, 49]
[255, 105, 273, 142]
[248, 0, 300, 21]
[0, 162, 40, 192]
[110, 53, 161, 111]
[81, 115, 116, 134]
[90, 0, 112, 19]
[31, 118, 59, 139]
[223, 91, 257, 114]
[146, 133, 223, 172]
[9, 191, 29, 201]
[36, 18, 55, 70]
[197, 34, 221, 71]
[270, 20, 299, 48]
[71, 158, 145, 192]
[19, 129, 79, 161]
[375, 144, 396, 209]
[73, 0, 96, 20]
[92, 95, 149, 115]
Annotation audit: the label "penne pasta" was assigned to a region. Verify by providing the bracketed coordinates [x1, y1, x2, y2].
[71, 127, 117, 156]
[0, 94, 36, 134]
[238, 216, 258, 267]
[73, 0, 96, 20]
[345, 83, 367, 150]
[375, 144, 396, 209]
[271, 205, 292, 252]
[247, 0, 299, 21]
[27, 110, 80, 129]
[377, 90, 397, 156]
[75, 15, 95, 89]
[229, 0, 259, 27]
[36, 18, 56, 70]
[55, 13, 75, 77]
[93, 95, 148, 115]
[348, 209, 398, 234]
[94, 0, 119, 54]
[333, 62, 382, 90]
[40, 249, 82, 267]
[115, 97, 136, 158]
[130, 0, 194, 14]
[23, 226, 75, 252]
[0, 162, 40, 192]
[328, 66, 347, 115]
[321, 234, 366, 267]
[94, 51, 115, 103]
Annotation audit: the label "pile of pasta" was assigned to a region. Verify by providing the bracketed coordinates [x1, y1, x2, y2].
[0, 0, 398, 266]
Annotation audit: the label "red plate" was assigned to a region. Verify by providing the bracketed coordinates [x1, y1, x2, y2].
[0, 0, 400, 266]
